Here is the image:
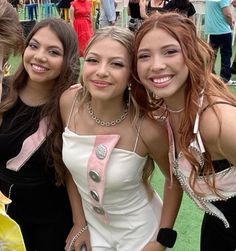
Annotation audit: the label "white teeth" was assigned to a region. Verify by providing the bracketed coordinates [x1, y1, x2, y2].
[32, 64, 47, 72]
[153, 76, 171, 83]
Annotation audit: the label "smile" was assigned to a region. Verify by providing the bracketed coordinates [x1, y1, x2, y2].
[31, 64, 49, 72]
[92, 80, 111, 87]
[151, 76, 172, 84]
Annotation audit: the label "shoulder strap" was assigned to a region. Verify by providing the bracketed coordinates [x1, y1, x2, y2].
[66, 84, 83, 128]
[133, 116, 145, 152]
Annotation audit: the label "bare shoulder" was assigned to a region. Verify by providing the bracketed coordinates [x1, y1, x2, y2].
[60, 84, 82, 126]
[200, 102, 236, 139]
[200, 102, 236, 160]
[140, 116, 169, 155]
[141, 116, 167, 141]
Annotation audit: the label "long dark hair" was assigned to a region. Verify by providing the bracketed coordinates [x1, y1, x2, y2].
[0, 18, 80, 185]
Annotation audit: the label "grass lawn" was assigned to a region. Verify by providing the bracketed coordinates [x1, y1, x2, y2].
[152, 168, 202, 251]
[7, 29, 236, 251]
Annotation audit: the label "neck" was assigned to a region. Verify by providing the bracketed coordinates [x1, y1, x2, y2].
[20, 80, 52, 106]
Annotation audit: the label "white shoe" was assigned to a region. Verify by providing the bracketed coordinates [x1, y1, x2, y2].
[226, 79, 236, 85]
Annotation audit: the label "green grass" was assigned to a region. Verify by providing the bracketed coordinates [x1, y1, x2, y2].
[151, 168, 202, 251]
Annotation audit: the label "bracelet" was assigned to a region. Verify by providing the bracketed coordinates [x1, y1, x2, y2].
[68, 225, 88, 251]
[156, 228, 177, 248]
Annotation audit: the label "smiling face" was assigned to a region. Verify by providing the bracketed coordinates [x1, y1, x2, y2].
[82, 37, 131, 103]
[137, 28, 189, 106]
[23, 26, 64, 87]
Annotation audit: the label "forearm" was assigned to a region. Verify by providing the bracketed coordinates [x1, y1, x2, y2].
[66, 170, 86, 227]
[223, 6, 234, 28]
[69, 7, 74, 26]
[159, 178, 183, 228]
[139, 0, 148, 19]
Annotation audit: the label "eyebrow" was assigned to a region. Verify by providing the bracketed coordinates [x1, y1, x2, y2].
[87, 52, 127, 61]
[138, 43, 181, 52]
[30, 38, 63, 52]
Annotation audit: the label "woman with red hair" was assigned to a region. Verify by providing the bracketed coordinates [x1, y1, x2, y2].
[132, 12, 236, 251]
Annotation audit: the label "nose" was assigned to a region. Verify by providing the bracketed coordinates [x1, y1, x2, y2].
[151, 55, 166, 72]
[96, 62, 108, 77]
[33, 50, 47, 63]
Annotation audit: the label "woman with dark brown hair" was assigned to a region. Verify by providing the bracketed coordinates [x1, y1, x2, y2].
[0, 18, 80, 251]
[132, 12, 236, 251]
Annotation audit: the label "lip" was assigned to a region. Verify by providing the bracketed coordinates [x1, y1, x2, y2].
[31, 63, 49, 73]
[92, 80, 111, 88]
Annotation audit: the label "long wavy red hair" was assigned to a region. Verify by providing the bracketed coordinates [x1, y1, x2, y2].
[132, 13, 236, 195]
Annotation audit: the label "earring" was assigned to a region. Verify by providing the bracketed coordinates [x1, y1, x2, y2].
[128, 83, 131, 107]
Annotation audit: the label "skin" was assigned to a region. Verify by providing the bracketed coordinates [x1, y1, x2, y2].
[83, 38, 130, 112]
[21, 26, 64, 106]
[137, 28, 189, 111]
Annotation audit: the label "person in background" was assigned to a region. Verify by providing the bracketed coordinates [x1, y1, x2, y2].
[132, 12, 236, 251]
[59, 26, 182, 251]
[99, 0, 116, 27]
[0, 0, 23, 99]
[230, 0, 236, 74]
[145, 0, 166, 16]
[0, 1, 25, 248]
[205, 0, 236, 85]
[58, 0, 73, 21]
[128, 0, 147, 32]
[163, 0, 196, 20]
[70, 0, 93, 57]
[0, 18, 80, 251]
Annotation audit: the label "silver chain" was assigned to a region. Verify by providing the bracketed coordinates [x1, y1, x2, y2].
[68, 225, 88, 251]
[87, 102, 128, 127]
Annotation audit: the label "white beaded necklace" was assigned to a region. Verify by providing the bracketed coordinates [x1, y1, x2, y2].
[87, 102, 128, 127]
[167, 107, 184, 113]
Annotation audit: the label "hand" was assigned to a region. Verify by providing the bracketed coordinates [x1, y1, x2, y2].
[65, 224, 92, 251]
[232, 0, 236, 7]
[142, 241, 166, 251]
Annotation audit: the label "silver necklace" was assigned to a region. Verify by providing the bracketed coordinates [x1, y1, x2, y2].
[167, 107, 184, 113]
[87, 102, 128, 127]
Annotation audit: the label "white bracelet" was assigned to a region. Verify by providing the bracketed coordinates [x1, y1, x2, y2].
[68, 225, 88, 251]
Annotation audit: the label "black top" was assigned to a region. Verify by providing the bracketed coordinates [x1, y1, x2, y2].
[163, 0, 196, 17]
[0, 97, 71, 224]
[146, 0, 166, 15]
[128, 2, 142, 19]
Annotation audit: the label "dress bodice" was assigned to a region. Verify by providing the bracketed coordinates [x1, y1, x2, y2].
[166, 103, 236, 228]
[63, 127, 150, 223]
